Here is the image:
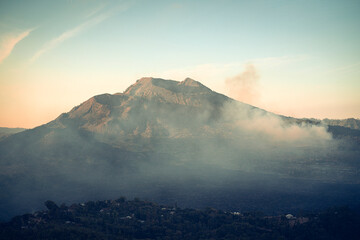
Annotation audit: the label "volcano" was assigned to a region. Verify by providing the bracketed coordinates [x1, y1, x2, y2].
[0, 77, 359, 220]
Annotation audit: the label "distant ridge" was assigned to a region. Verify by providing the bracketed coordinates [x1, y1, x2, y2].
[322, 118, 360, 130]
[0, 127, 26, 141]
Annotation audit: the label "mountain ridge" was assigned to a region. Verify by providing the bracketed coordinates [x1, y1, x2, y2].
[0, 77, 359, 136]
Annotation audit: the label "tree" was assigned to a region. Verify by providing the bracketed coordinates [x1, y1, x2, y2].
[44, 200, 59, 211]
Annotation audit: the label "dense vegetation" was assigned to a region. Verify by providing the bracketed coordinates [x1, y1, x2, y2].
[1, 197, 359, 240]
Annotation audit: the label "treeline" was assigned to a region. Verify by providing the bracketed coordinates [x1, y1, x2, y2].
[0, 197, 359, 240]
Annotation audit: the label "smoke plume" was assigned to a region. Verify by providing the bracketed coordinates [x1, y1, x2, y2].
[225, 64, 260, 104]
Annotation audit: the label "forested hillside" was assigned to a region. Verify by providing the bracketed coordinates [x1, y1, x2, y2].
[1, 197, 359, 240]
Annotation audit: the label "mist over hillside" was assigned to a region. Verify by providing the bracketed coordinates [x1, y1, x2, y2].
[0, 77, 359, 221]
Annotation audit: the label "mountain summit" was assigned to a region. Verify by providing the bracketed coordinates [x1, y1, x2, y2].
[123, 77, 217, 104]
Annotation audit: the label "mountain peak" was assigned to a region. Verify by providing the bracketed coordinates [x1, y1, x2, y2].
[123, 77, 213, 98]
[124, 77, 178, 96]
[178, 77, 203, 87]
[135, 77, 156, 84]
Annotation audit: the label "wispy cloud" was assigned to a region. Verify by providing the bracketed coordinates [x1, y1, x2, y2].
[30, 12, 110, 63]
[0, 29, 33, 64]
[249, 55, 308, 68]
[84, 3, 107, 19]
[323, 62, 360, 75]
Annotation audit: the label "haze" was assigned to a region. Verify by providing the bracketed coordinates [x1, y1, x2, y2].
[0, 0, 360, 128]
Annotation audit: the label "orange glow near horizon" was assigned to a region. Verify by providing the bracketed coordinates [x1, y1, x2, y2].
[0, 74, 359, 129]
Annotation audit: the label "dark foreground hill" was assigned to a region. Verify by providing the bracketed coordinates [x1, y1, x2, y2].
[1, 197, 359, 240]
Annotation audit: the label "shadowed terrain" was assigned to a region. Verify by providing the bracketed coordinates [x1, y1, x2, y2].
[1, 197, 359, 240]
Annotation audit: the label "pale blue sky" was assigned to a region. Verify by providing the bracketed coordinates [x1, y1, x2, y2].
[0, 0, 359, 127]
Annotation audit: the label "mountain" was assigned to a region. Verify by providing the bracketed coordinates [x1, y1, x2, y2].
[0, 77, 359, 221]
[0, 127, 26, 141]
[49, 77, 246, 140]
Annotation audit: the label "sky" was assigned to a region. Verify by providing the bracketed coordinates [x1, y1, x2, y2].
[0, 0, 359, 128]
